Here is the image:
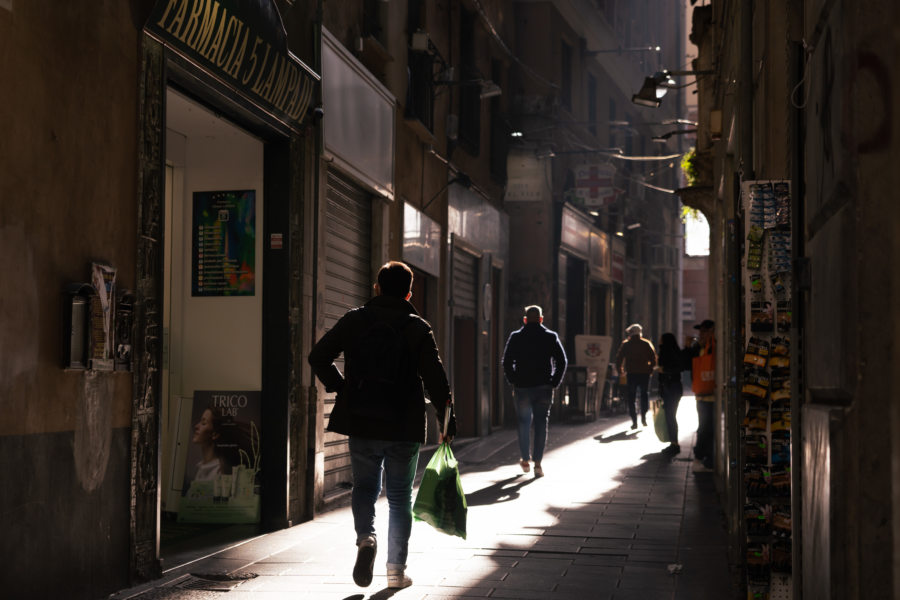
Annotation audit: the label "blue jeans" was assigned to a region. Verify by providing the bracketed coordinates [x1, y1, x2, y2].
[625, 373, 651, 424]
[349, 437, 421, 566]
[515, 386, 553, 463]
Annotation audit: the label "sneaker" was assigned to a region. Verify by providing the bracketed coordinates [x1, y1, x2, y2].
[352, 536, 377, 587]
[631, 420, 638, 429]
[387, 566, 413, 589]
[519, 459, 531, 473]
[641, 415, 648, 427]
[533, 464, 544, 478]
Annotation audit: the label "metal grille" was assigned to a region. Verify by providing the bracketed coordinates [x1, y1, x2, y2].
[322, 169, 372, 499]
[452, 246, 478, 319]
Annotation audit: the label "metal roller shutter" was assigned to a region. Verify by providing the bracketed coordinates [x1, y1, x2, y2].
[452, 246, 478, 319]
[322, 169, 372, 500]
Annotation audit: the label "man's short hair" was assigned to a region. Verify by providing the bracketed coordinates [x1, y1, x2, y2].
[524, 305, 543, 321]
[377, 261, 414, 298]
[626, 323, 643, 336]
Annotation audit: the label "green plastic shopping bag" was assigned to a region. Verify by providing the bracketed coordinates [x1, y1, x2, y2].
[413, 408, 467, 539]
[652, 399, 670, 443]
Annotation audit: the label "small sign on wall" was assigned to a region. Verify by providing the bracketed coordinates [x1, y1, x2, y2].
[574, 335, 614, 372]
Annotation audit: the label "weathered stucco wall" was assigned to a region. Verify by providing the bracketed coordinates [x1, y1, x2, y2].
[0, 2, 140, 597]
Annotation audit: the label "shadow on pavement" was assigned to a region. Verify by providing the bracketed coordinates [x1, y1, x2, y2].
[465, 474, 537, 506]
[594, 429, 641, 443]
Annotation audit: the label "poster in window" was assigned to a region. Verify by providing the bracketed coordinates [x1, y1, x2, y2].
[192, 190, 256, 297]
[178, 390, 261, 523]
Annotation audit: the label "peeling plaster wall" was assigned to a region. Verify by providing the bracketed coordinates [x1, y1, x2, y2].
[0, 1, 139, 597]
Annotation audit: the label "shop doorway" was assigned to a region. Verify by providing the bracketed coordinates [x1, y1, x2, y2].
[589, 283, 610, 335]
[159, 89, 265, 562]
[565, 256, 586, 356]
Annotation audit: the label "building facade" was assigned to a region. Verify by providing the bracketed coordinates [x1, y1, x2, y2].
[685, 0, 900, 597]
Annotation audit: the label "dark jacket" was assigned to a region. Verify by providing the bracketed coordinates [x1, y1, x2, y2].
[615, 335, 657, 375]
[656, 344, 684, 397]
[308, 295, 456, 443]
[502, 322, 568, 389]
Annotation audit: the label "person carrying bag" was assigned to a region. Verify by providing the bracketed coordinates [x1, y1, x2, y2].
[413, 405, 467, 539]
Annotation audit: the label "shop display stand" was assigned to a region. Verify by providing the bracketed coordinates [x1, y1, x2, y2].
[741, 181, 794, 600]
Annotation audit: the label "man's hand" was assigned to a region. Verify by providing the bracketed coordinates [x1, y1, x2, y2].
[439, 433, 454, 445]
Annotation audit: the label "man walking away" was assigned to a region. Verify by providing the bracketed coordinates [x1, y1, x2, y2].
[308, 261, 457, 589]
[615, 323, 657, 429]
[502, 305, 567, 478]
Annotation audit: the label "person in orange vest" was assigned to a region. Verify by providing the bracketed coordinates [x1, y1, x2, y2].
[684, 319, 716, 471]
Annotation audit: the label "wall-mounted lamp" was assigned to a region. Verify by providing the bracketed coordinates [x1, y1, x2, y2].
[478, 80, 502, 99]
[434, 70, 502, 100]
[652, 128, 698, 142]
[631, 70, 714, 107]
[632, 71, 676, 107]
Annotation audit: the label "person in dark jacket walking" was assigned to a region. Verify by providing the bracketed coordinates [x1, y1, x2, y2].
[502, 305, 567, 478]
[308, 261, 457, 590]
[615, 323, 658, 429]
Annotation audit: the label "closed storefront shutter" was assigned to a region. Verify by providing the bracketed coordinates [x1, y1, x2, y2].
[322, 169, 372, 500]
[452, 245, 478, 319]
[451, 243, 479, 436]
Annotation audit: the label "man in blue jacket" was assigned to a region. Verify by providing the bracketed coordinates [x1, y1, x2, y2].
[308, 261, 456, 590]
[501, 305, 567, 478]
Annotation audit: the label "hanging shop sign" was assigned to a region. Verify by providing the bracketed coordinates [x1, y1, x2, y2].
[506, 151, 550, 202]
[146, 0, 319, 131]
[574, 163, 622, 207]
[560, 207, 590, 258]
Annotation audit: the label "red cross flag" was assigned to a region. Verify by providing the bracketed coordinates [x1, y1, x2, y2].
[574, 163, 622, 206]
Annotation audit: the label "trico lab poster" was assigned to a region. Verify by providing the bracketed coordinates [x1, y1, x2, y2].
[179, 390, 261, 523]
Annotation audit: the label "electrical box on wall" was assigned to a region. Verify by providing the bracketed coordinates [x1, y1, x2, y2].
[63, 283, 93, 370]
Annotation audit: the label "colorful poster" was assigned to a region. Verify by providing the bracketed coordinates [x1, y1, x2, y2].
[192, 190, 256, 297]
[178, 390, 261, 524]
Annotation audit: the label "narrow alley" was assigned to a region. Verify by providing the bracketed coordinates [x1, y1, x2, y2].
[112, 400, 739, 600]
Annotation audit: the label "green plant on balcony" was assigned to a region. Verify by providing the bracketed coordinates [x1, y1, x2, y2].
[681, 147, 700, 186]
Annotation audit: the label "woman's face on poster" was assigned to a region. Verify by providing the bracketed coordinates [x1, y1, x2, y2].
[192, 409, 218, 444]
